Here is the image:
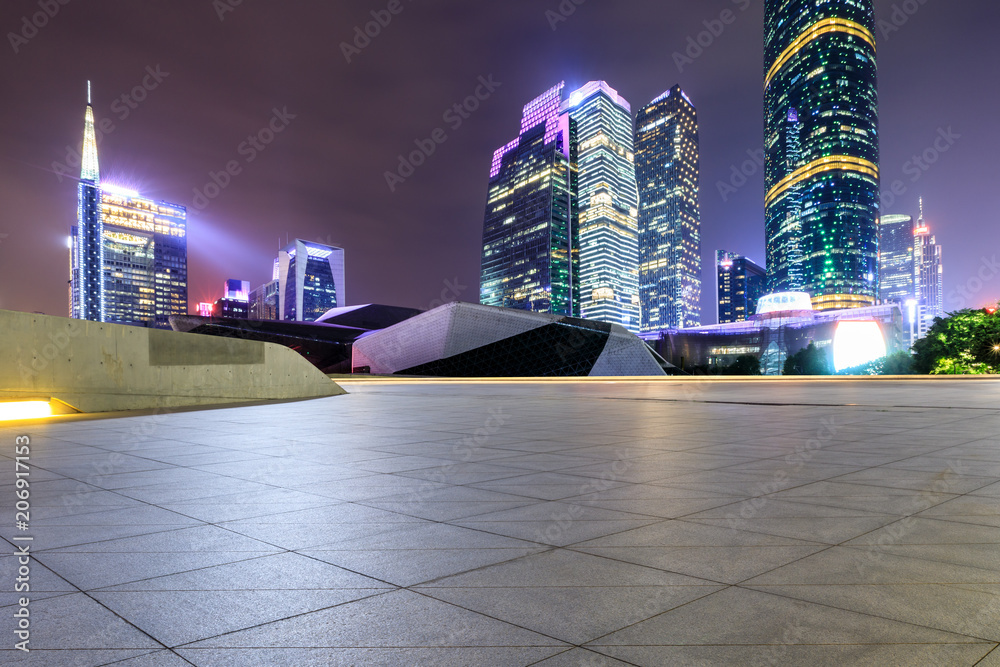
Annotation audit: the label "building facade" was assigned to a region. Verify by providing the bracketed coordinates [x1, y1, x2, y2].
[635, 85, 702, 331]
[764, 0, 880, 310]
[213, 279, 251, 319]
[480, 83, 578, 316]
[277, 240, 346, 322]
[568, 81, 640, 333]
[879, 214, 915, 305]
[717, 251, 766, 324]
[100, 187, 187, 329]
[70, 87, 187, 329]
[914, 206, 943, 338]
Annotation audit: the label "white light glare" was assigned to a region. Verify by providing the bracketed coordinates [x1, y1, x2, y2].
[0, 401, 53, 422]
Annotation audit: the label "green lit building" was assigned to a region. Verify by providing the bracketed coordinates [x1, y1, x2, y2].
[764, 0, 880, 311]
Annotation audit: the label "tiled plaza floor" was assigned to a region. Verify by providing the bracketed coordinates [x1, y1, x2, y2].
[1, 378, 999, 666]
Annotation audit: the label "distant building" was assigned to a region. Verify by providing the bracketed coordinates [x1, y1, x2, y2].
[277, 240, 346, 322]
[913, 201, 943, 338]
[879, 214, 915, 306]
[213, 279, 250, 319]
[717, 251, 766, 324]
[69, 84, 187, 329]
[250, 282, 280, 321]
[480, 83, 578, 316]
[764, 0, 880, 310]
[635, 85, 702, 331]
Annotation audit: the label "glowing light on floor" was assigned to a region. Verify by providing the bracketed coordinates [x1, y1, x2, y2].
[0, 401, 53, 421]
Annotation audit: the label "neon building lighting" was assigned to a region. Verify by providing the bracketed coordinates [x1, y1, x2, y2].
[69, 83, 188, 329]
[764, 0, 880, 311]
[480, 83, 579, 316]
[635, 85, 702, 331]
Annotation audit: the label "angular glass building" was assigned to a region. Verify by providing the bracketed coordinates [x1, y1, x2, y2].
[567, 82, 640, 333]
[879, 214, 915, 305]
[70, 85, 187, 329]
[764, 0, 880, 311]
[717, 251, 766, 324]
[278, 239, 346, 322]
[480, 83, 578, 316]
[635, 85, 702, 331]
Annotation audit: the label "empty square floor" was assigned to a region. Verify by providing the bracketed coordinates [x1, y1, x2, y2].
[2, 378, 999, 666]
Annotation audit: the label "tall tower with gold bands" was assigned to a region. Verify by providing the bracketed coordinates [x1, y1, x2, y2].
[764, 0, 879, 311]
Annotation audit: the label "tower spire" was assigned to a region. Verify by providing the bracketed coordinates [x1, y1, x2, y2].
[81, 81, 100, 182]
[918, 196, 925, 224]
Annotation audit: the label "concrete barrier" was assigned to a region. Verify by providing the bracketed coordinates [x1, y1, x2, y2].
[0, 309, 345, 413]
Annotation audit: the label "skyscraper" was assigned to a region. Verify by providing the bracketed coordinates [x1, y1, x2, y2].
[635, 85, 702, 331]
[717, 251, 766, 324]
[914, 201, 943, 338]
[567, 81, 640, 333]
[764, 0, 880, 310]
[278, 239, 346, 321]
[214, 279, 251, 319]
[70, 84, 187, 329]
[480, 83, 578, 316]
[71, 83, 104, 322]
[100, 186, 187, 329]
[879, 214, 915, 305]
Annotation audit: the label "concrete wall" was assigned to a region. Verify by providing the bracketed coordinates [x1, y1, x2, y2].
[0, 309, 345, 413]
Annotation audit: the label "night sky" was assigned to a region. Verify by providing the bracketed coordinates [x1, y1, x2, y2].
[2, 0, 998, 322]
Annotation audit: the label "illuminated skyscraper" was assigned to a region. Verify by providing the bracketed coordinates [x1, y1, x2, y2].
[717, 251, 766, 324]
[100, 186, 187, 328]
[913, 201, 943, 338]
[70, 84, 187, 329]
[567, 81, 640, 332]
[879, 214, 915, 305]
[278, 239, 346, 321]
[71, 83, 104, 322]
[480, 83, 578, 316]
[635, 85, 702, 331]
[764, 0, 880, 310]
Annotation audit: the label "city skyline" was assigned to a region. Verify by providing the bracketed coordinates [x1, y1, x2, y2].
[1, 1, 998, 322]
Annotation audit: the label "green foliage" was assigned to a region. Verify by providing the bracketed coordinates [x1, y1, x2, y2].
[837, 350, 915, 376]
[783, 342, 832, 376]
[724, 354, 762, 376]
[912, 304, 1000, 375]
